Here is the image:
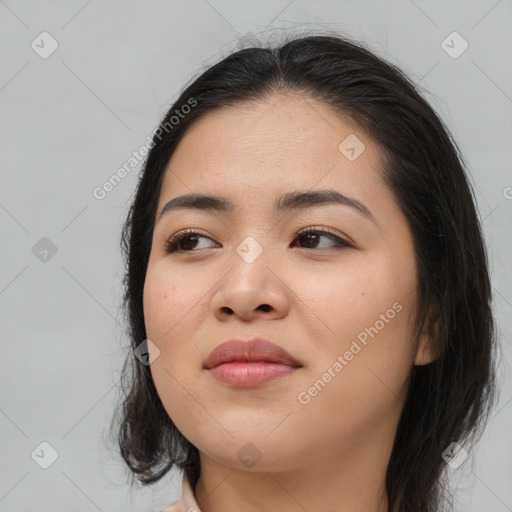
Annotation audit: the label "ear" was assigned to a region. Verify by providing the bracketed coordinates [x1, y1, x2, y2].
[414, 303, 439, 366]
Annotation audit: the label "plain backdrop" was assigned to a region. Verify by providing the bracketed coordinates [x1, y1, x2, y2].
[0, 1, 511, 511]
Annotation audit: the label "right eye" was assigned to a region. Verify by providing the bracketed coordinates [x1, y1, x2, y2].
[164, 230, 217, 253]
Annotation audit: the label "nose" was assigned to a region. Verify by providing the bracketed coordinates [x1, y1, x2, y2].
[210, 247, 291, 322]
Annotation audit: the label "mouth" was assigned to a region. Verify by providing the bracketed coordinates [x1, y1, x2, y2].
[207, 361, 300, 387]
[204, 338, 302, 388]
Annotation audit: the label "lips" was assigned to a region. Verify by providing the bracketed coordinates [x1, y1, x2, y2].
[204, 338, 302, 369]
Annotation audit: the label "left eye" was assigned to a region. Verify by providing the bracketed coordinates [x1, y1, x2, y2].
[292, 228, 352, 250]
[164, 227, 352, 254]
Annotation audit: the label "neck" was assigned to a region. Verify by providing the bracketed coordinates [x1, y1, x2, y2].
[193, 424, 394, 512]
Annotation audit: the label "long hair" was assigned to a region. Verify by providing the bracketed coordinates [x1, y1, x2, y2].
[107, 31, 498, 511]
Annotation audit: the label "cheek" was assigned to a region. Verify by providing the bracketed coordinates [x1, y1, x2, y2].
[143, 270, 170, 338]
[302, 254, 416, 395]
[143, 267, 207, 430]
[143, 265, 201, 340]
[301, 256, 410, 343]
[143, 263, 214, 391]
[292, 294, 414, 455]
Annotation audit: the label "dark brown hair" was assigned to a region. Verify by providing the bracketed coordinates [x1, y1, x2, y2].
[107, 31, 498, 511]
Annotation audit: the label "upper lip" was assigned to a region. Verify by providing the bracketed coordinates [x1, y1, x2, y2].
[204, 338, 302, 369]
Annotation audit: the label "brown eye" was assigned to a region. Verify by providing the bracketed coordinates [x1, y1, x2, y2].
[164, 230, 216, 253]
[293, 227, 352, 250]
[164, 227, 352, 254]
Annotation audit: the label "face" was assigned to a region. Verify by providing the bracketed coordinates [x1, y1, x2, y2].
[143, 93, 433, 473]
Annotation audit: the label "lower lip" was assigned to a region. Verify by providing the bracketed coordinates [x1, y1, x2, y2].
[207, 362, 298, 387]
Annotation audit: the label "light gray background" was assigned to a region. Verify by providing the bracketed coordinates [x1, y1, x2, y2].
[0, 1, 511, 511]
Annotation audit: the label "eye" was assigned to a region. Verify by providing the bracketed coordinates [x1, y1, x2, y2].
[164, 229, 217, 253]
[292, 226, 352, 250]
[164, 226, 352, 254]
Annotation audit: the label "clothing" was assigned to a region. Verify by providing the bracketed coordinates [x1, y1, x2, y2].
[161, 472, 202, 512]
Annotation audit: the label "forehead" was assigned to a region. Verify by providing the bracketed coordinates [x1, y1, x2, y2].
[158, 93, 389, 217]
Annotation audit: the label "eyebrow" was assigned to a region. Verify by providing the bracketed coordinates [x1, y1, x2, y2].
[157, 189, 377, 225]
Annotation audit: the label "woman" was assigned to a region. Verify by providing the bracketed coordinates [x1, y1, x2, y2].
[109, 32, 498, 512]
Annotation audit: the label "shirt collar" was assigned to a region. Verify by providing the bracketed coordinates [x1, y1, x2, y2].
[182, 472, 202, 511]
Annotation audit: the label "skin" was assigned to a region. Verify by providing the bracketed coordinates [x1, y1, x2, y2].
[143, 92, 435, 512]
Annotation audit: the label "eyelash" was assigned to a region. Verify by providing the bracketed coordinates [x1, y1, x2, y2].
[164, 226, 352, 254]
